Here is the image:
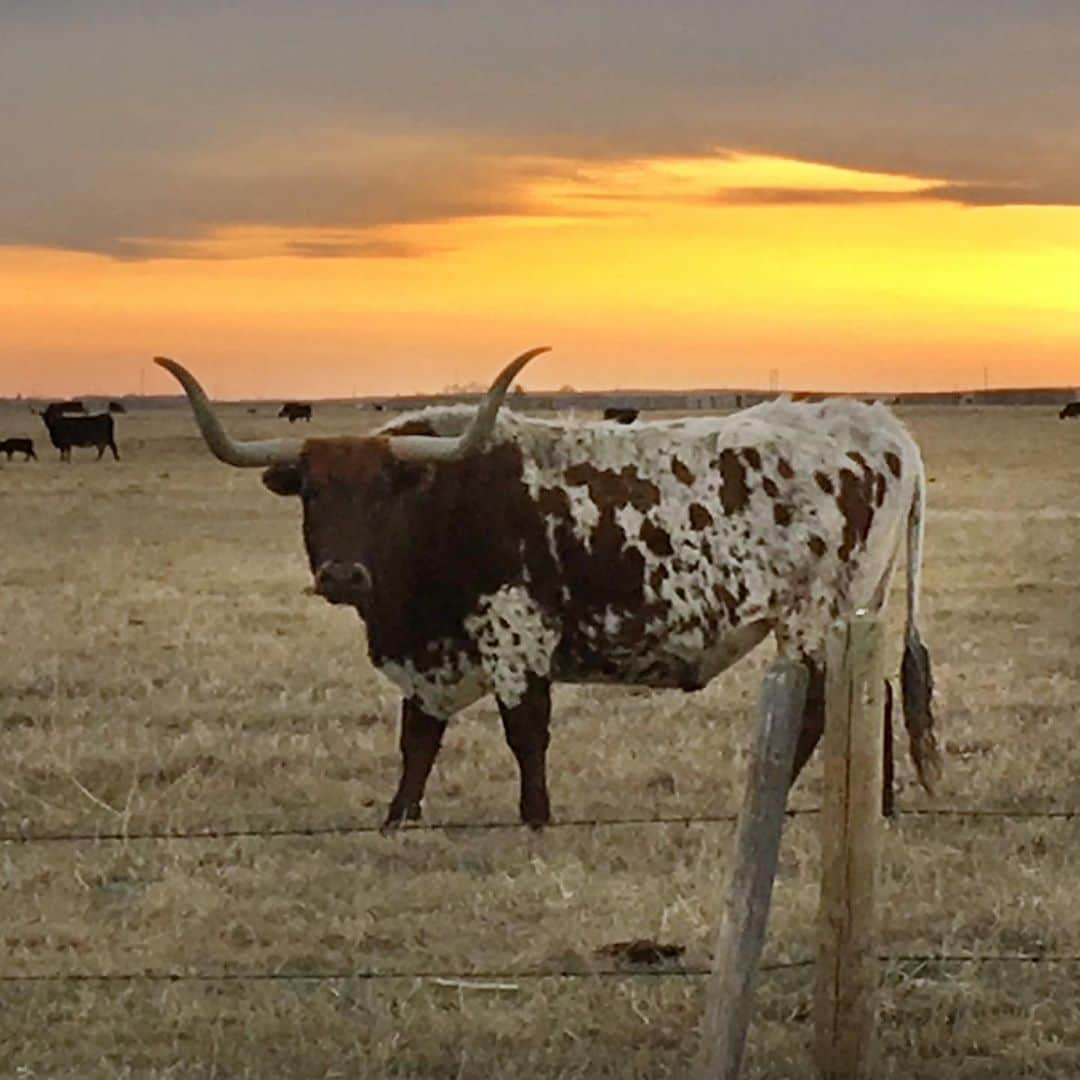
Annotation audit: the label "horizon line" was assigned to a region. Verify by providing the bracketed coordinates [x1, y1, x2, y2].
[3, 384, 1077, 405]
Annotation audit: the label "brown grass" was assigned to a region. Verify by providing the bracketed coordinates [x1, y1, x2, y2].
[1, 402, 1078, 1077]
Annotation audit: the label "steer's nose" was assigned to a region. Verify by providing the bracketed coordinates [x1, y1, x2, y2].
[313, 561, 372, 604]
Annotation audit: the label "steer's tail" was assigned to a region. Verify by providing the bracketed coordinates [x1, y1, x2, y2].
[901, 468, 942, 793]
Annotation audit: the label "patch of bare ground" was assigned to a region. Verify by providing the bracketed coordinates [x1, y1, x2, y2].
[1, 403, 1077, 1076]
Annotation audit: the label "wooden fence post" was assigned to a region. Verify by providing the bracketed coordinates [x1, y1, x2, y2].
[814, 613, 885, 1080]
[697, 658, 808, 1080]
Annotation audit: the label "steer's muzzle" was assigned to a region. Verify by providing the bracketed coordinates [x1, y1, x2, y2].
[313, 561, 373, 605]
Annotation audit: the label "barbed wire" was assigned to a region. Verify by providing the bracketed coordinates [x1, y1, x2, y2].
[1, 805, 1075, 846]
[0, 810, 753, 845]
[4, 954, 1080, 987]
[898, 808, 1077, 819]
[0, 962, 802, 985]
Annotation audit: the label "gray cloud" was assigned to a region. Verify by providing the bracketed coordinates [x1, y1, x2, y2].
[2, 1, 1078, 259]
[915, 183, 1080, 208]
[714, 182, 1056, 207]
[718, 188, 917, 206]
[279, 237, 443, 260]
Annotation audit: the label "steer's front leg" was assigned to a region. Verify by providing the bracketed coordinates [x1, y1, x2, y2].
[496, 674, 552, 829]
[384, 698, 447, 829]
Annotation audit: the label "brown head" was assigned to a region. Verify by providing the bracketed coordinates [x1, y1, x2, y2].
[153, 347, 550, 606]
[262, 436, 440, 605]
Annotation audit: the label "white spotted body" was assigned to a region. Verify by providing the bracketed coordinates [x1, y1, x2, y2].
[372, 398, 927, 719]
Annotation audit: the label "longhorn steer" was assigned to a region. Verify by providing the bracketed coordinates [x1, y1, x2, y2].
[156, 348, 941, 828]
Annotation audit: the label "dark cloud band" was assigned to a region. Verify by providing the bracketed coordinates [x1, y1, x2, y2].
[2, 2, 1078, 258]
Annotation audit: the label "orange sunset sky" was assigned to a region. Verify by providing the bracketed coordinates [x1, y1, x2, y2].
[3, 3, 1078, 400]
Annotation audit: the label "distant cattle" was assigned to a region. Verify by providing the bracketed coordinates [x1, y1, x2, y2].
[1059, 402, 1080, 419]
[278, 402, 313, 423]
[603, 406, 639, 424]
[157, 347, 940, 829]
[1, 437, 36, 461]
[38, 404, 119, 462]
[108, 400, 127, 414]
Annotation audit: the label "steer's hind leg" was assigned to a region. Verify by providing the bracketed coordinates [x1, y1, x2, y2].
[790, 658, 826, 786]
[882, 680, 896, 818]
[497, 674, 552, 829]
[384, 699, 447, 829]
[788, 656, 896, 817]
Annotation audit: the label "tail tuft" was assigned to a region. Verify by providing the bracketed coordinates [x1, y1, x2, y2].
[902, 636, 942, 793]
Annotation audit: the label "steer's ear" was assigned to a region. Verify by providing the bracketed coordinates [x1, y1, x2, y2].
[262, 463, 302, 497]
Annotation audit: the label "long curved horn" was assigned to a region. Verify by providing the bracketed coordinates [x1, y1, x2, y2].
[388, 346, 550, 463]
[153, 357, 304, 467]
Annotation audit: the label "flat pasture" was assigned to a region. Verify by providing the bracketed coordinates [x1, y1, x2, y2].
[1, 402, 1077, 1077]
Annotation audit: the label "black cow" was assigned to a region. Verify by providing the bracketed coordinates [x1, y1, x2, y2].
[1059, 402, 1080, 419]
[603, 406, 639, 424]
[39, 405, 119, 462]
[278, 402, 313, 423]
[108, 400, 127, 414]
[1, 437, 36, 461]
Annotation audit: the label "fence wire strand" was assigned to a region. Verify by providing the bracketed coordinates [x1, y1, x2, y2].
[1, 805, 1075, 846]
[5, 955, 1080, 988]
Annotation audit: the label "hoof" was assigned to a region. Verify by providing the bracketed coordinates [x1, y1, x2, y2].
[382, 800, 422, 834]
[520, 798, 551, 831]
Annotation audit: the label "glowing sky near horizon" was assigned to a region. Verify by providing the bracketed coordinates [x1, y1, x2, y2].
[2, 3, 1078, 398]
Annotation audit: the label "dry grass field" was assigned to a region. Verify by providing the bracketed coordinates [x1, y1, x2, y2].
[1, 399, 1077, 1078]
